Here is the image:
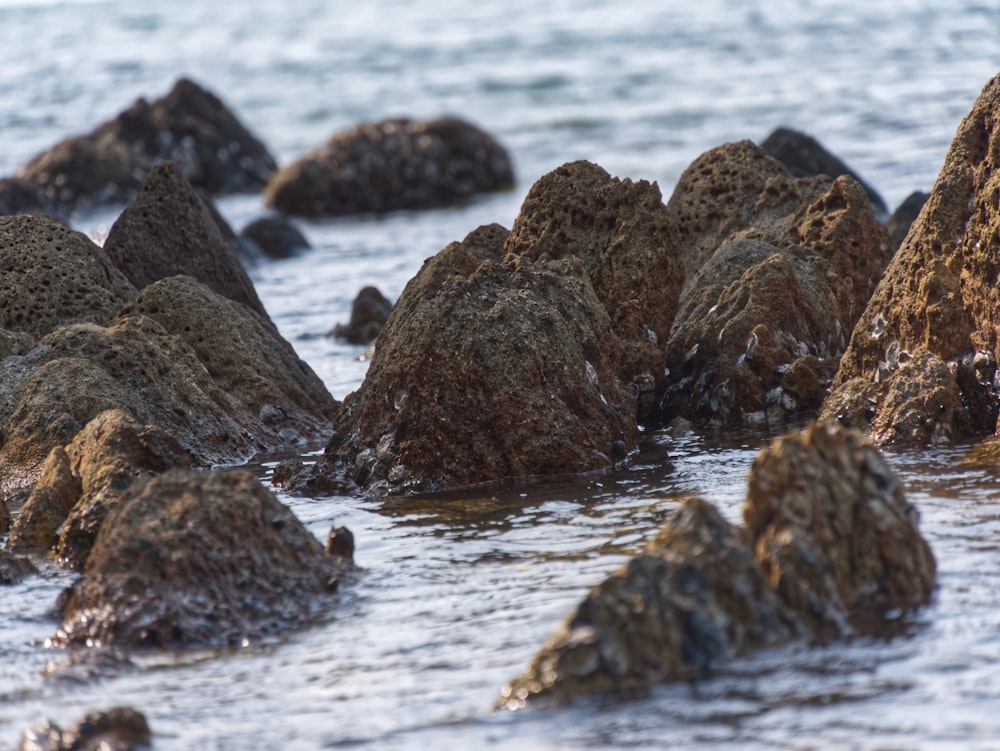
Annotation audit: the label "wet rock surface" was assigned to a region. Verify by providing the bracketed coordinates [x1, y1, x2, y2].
[760, 126, 888, 218]
[55, 469, 350, 649]
[103, 161, 271, 321]
[500, 422, 936, 707]
[264, 116, 514, 216]
[823, 73, 1000, 444]
[331, 286, 394, 345]
[657, 141, 891, 428]
[18, 706, 151, 751]
[286, 222, 637, 494]
[15, 77, 276, 213]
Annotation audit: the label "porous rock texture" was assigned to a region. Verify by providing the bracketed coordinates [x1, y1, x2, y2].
[103, 161, 271, 321]
[760, 126, 889, 217]
[499, 422, 935, 708]
[19, 707, 151, 751]
[503, 160, 683, 399]
[288, 222, 638, 495]
[55, 469, 348, 649]
[657, 140, 892, 428]
[16, 77, 276, 213]
[265, 116, 514, 216]
[821, 73, 1000, 444]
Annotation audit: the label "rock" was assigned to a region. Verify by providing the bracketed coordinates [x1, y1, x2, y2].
[500, 422, 935, 707]
[8, 446, 81, 552]
[824, 73, 1000, 444]
[286, 222, 637, 495]
[657, 141, 891, 428]
[240, 215, 311, 260]
[0, 177, 64, 219]
[0, 276, 336, 493]
[885, 190, 930, 249]
[745, 422, 937, 636]
[0, 215, 137, 340]
[55, 469, 350, 649]
[102, 161, 271, 321]
[0, 491, 7, 534]
[760, 126, 888, 218]
[0, 549, 37, 585]
[331, 286, 393, 344]
[57, 409, 197, 569]
[16, 76, 276, 213]
[265, 116, 514, 217]
[503, 160, 683, 395]
[18, 706, 151, 751]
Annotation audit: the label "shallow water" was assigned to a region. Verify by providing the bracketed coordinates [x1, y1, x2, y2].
[2, 0, 1000, 748]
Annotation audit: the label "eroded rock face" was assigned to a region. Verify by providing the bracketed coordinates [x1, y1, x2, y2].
[760, 126, 888, 218]
[288, 223, 637, 495]
[0, 215, 137, 340]
[55, 469, 348, 649]
[18, 706, 151, 751]
[503, 160, 683, 395]
[823, 73, 1000, 443]
[16, 77, 276, 213]
[331, 286, 393, 345]
[500, 422, 935, 708]
[265, 116, 514, 216]
[658, 141, 891, 428]
[103, 161, 271, 321]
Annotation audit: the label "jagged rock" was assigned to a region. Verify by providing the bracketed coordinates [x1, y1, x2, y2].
[103, 161, 271, 321]
[824, 73, 1000, 443]
[265, 116, 514, 216]
[8, 446, 81, 552]
[240, 215, 311, 259]
[500, 422, 935, 707]
[56, 409, 197, 569]
[18, 706, 150, 751]
[761, 126, 888, 218]
[657, 141, 891, 428]
[16, 76, 276, 213]
[503, 160, 683, 396]
[886, 190, 930, 249]
[331, 286, 393, 345]
[0, 549, 37, 585]
[284, 223, 637, 495]
[55, 469, 350, 649]
[0, 215, 136, 340]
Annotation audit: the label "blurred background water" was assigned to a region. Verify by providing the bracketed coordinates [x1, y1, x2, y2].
[1, 1, 1000, 748]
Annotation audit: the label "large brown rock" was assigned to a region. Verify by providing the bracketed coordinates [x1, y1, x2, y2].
[103, 161, 271, 321]
[265, 116, 514, 217]
[823, 73, 1000, 443]
[0, 215, 136, 340]
[500, 422, 935, 707]
[55, 469, 349, 649]
[657, 141, 891, 428]
[503, 160, 683, 395]
[287, 223, 637, 495]
[16, 77, 276, 213]
[7, 446, 81, 552]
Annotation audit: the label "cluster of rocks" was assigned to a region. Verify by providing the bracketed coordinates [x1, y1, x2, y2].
[498, 422, 937, 707]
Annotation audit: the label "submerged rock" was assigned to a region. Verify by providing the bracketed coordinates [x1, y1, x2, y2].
[16, 76, 276, 213]
[286, 222, 637, 495]
[18, 706, 151, 751]
[760, 126, 888, 218]
[823, 73, 1000, 444]
[499, 422, 935, 707]
[55, 469, 350, 649]
[658, 141, 891, 428]
[331, 286, 393, 345]
[103, 161, 271, 321]
[240, 215, 311, 260]
[264, 116, 514, 216]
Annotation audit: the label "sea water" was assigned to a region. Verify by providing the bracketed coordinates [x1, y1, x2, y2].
[1, 1, 1000, 748]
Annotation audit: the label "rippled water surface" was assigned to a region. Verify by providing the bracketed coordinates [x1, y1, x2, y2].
[2, 0, 1000, 748]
